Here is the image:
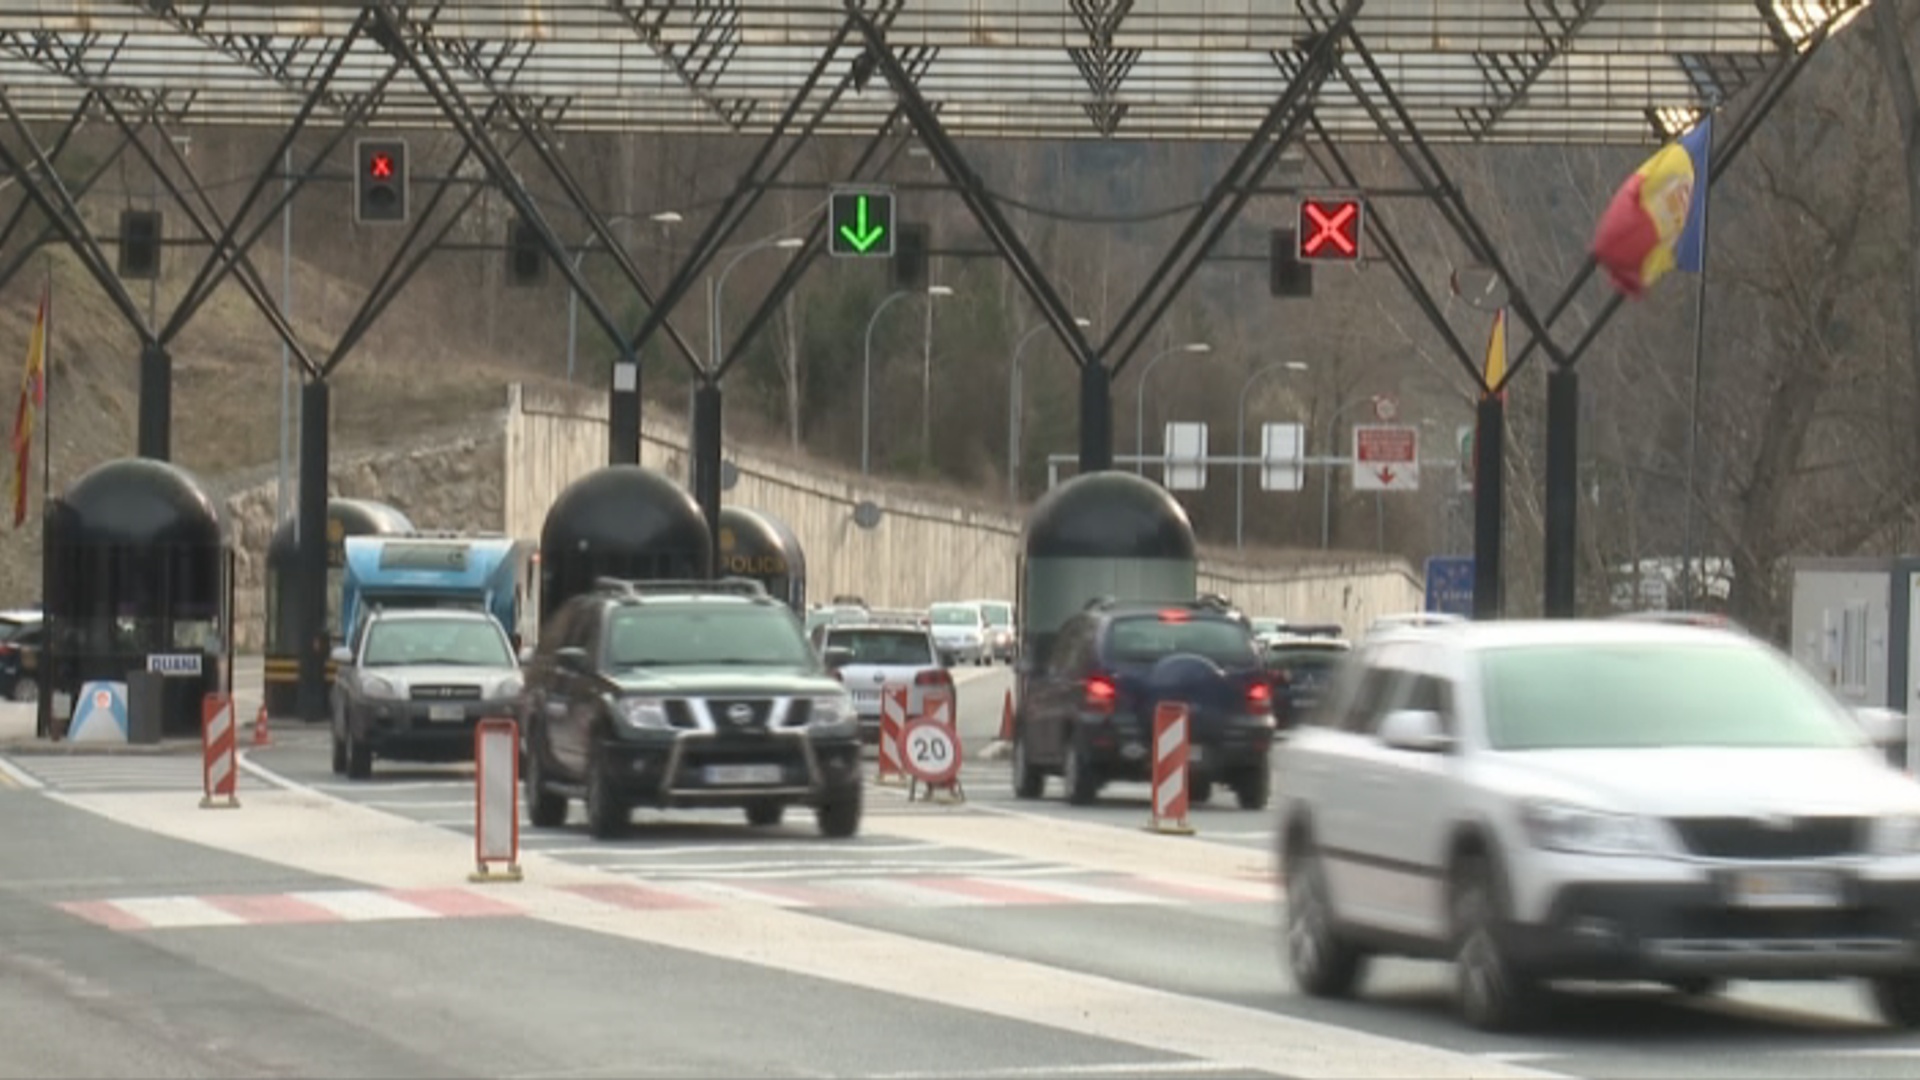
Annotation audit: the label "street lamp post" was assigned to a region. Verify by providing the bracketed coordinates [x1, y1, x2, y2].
[565, 210, 680, 384]
[1235, 360, 1311, 549]
[709, 235, 805, 372]
[1132, 342, 1212, 476]
[1008, 316, 1091, 503]
[863, 285, 953, 476]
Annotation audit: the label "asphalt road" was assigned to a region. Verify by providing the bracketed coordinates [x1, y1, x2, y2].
[3, 661, 1918, 1078]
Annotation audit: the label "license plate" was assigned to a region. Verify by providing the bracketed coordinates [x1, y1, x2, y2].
[703, 764, 784, 785]
[1726, 869, 1844, 909]
[428, 704, 465, 722]
[852, 690, 880, 705]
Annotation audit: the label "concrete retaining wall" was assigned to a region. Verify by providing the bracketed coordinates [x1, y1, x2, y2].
[503, 384, 1421, 628]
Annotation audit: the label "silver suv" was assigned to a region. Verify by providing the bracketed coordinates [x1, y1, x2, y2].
[811, 621, 954, 744]
[1276, 620, 1920, 1032]
[330, 608, 523, 779]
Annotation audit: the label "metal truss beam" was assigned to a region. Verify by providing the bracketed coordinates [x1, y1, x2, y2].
[626, 6, 885, 366]
[0, 91, 153, 343]
[1068, 0, 1140, 137]
[1106, 0, 1360, 377]
[0, 94, 137, 292]
[138, 0, 375, 116]
[606, 0, 753, 130]
[1462, 0, 1608, 137]
[0, 91, 92, 257]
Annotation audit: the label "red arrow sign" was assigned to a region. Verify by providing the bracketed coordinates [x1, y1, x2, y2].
[1376, 466, 1397, 486]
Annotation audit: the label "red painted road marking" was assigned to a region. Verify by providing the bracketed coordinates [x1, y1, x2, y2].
[561, 882, 710, 911]
[201, 893, 346, 925]
[58, 899, 148, 931]
[388, 887, 525, 918]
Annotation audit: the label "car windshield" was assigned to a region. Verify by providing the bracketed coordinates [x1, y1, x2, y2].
[827, 629, 933, 666]
[929, 606, 977, 626]
[1268, 648, 1345, 675]
[1107, 615, 1258, 667]
[1480, 642, 1863, 751]
[362, 619, 512, 667]
[608, 607, 815, 669]
[979, 604, 1011, 628]
[0, 618, 32, 642]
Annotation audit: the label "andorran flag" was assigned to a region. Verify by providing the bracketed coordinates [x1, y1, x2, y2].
[1590, 116, 1712, 298]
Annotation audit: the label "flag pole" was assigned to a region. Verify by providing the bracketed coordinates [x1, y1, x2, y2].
[40, 257, 50, 516]
[1679, 113, 1716, 612]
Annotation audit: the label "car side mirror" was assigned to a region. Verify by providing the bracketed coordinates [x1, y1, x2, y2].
[823, 646, 853, 670]
[1855, 706, 1906, 747]
[1379, 708, 1451, 752]
[555, 646, 589, 672]
[329, 646, 352, 666]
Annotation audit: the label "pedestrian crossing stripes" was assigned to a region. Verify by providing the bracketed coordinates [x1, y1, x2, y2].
[60, 872, 1274, 932]
[2, 754, 214, 792]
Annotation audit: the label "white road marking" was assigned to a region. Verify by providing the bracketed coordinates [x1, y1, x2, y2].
[857, 1061, 1253, 1079]
[108, 896, 246, 929]
[286, 889, 438, 922]
[0, 756, 45, 790]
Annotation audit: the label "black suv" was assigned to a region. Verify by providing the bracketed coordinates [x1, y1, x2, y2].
[519, 578, 863, 840]
[1012, 597, 1275, 808]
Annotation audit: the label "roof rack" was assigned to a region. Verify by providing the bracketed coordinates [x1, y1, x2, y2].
[593, 577, 770, 599]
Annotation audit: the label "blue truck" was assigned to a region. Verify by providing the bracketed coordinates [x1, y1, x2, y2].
[341, 533, 535, 650]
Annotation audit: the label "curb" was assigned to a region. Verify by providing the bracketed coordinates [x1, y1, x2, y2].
[0, 739, 203, 756]
[974, 739, 1011, 762]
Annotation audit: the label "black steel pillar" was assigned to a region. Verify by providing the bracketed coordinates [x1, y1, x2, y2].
[137, 342, 172, 460]
[296, 380, 331, 724]
[610, 352, 641, 466]
[691, 382, 724, 575]
[1079, 364, 1113, 473]
[1472, 396, 1505, 619]
[1543, 366, 1580, 617]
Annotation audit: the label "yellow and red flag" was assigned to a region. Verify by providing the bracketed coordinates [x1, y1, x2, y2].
[11, 284, 47, 528]
[1590, 117, 1713, 297]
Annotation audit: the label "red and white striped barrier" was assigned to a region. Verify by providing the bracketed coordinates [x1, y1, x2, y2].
[1146, 701, 1195, 835]
[878, 683, 910, 784]
[921, 688, 954, 729]
[200, 693, 239, 809]
[470, 717, 523, 883]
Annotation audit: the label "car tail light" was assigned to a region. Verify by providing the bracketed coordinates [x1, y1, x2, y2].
[915, 669, 952, 689]
[1247, 680, 1273, 715]
[1084, 675, 1117, 714]
[1158, 609, 1190, 623]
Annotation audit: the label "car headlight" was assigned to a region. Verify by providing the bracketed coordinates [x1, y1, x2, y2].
[1520, 799, 1664, 856]
[361, 675, 401, 698]
[1873, 815, 1920, 856]
[808, 695, 858, 736]
[491, 675, 523, 700]
[612, 696, 671, 733]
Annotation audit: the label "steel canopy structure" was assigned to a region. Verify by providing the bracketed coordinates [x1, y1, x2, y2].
[0, 1, 1874, 736]
[0, 1, 1856, 141]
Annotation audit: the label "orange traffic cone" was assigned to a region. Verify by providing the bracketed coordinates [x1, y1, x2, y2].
[251, 703, 271, 747]
[998, 689, 1014, 742]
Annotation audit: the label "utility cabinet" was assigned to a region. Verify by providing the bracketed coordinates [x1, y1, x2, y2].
[1788, 557, 1920, 772]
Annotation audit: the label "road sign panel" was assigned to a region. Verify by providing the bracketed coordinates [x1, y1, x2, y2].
[1164, 421, 1208, 491]
[1297, 195, 1365, 262]
[1352, 424, 1419, 491]
[1372, 395, 1397, 422]
[900, 717, 961, 786]
[829, 188, 895, 257]
[1457, 424, 1475, 493]
[1425, 556, 1475, 617]
[1260, 422, 1305, 492]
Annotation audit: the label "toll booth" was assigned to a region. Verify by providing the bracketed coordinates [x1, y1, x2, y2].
[41, 458, 231, 740]
[719, 506, 806, 614]
[1017, 471, 1198, 679]
[538, 465, 711, 630]
[263, 498, 413, 717]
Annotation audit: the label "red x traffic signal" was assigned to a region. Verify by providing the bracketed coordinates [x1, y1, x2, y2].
[1297, 196, 1365, 262]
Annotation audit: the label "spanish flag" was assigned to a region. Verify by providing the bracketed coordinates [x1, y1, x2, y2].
[11, 284, 47, 529]
[1482, 307, 1507, 401]
[1590, 116, 1713, 298]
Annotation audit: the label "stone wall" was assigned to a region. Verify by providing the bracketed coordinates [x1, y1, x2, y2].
[503, 384, 1422, 625]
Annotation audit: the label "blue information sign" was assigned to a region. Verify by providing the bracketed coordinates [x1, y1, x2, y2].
[1425, 556, 1475, 617]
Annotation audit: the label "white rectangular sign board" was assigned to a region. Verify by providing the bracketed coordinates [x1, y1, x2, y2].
[1352, 424, 1419, 492]
[1260, 422, 1305, 492]
[1164, 421, 1208, 491]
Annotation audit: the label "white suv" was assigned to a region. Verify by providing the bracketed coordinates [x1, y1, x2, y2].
[1276, 620, 1920, 1032]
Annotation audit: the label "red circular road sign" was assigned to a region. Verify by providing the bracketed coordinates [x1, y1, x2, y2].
[899, 717, 961, 786]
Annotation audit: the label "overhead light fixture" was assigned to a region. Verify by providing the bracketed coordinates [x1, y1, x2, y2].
[1647, 105, 1704, 140]
[1766, 1, 1868, 51]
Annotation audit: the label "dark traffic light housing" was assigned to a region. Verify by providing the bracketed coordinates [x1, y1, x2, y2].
[891, 222, 928, 291]
[1270, 228, 1312, 298]
[506, 218, 546, 286]
[118, 209, 161, 280]
[354, 138, 409, 224]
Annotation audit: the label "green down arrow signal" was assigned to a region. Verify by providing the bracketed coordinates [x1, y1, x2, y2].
[839, 195, 887, 253]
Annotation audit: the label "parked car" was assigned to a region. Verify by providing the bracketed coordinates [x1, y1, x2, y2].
[1011, 596, 1274, 808]
[969, 599, 1017, 663]
[520, 578, 862, 839]
[0, 609, 44, 702]
[330, 607, 524, 779]
[928, 601, 991, 666]
[1277, 618, 1920, 1033]
[811, 621, 955, 743]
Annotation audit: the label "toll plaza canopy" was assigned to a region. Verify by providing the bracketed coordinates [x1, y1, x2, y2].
[0, 1, 1862, 143]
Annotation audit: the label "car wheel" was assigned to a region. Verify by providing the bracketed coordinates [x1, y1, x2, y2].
[345, 724, 372, 780]
[523, 725, 569, 829]
[817, 786, 862, 838]
[1233, 765, 1271, 811]
[1869, 973, 1920, 1028]
[1062, 741, 1100, 806]
[1011, 728, 1045, 799]
[584, 737, 629, 840]
[1451, 855, 1542, 1032]
[1284, 834, 1368, 998]
[745, 800, 785, 827]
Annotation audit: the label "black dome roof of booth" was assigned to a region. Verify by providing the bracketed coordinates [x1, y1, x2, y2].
[541, 465, 709, 559]
[53, 457, 222, 549]
[267, 498, 414, 559]
[1022, 470, 1196, 561]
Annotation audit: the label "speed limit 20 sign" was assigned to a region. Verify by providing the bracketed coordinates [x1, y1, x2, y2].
[899, 717, 961, 787]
